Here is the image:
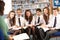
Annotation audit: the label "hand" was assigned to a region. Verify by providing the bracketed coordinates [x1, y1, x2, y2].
[28, 24, 33, 28]
[21, 26, 23, 29]
[28, 24, 32, 26]
[9, 35, 13, 40]
[40, 24, 47, 28]
[49, 28, 56, 30]
[13, 25, 19, 28]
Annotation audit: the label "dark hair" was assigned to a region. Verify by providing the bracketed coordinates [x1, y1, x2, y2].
[43, 7, 50, 24]
[0, 1, 5, 16]
[53, 8, 58, 11]
[17, 8, 22, 11]
[43, 7, 50, 15]
[7, 11, 16, 26]
[36, 8, 41, 12]
[25, 9, 33, 23]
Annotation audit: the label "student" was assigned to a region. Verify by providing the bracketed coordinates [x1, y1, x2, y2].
[43, 7, 50, 25]
[15, 8, 26, 33]
[44, 8, 60, 40]
[33, 8, 45, 40]
[5, 11, 16, 35]
[0, 1, 11, 40]
[34, 8, 45, 25]
[42, 7, 50, 34]
[38, 7, 50, 40]
[24, 9, 35, 36]
[5, 11, 15, 29]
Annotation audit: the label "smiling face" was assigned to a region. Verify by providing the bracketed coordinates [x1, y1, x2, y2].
[26, 11, 31, 17]
[36, 9, 41, 16]
[17, 10, 22, 16]
[36, 11, 41, 16]
[10, 12, 15, 19]
[53, 9, 58, 16]
[44, 8, 48, 14]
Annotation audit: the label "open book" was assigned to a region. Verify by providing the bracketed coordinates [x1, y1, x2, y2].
[37, 25, 49, 32]
[13, 33, 29, 40]
[42, 27, 49, 32]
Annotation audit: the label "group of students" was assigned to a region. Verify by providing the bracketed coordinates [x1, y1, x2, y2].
[0, 1, 60, 40]
[4, 7, 60, 40]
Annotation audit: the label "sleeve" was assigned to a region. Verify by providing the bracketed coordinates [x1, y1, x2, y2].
[0, 16, 9, 40]
[40, 15, 46, 24]
[23, 18, 28, 29]
[4, 18, 12, 29]
[47, 15, 53, 27]
[32, 16, 36, 25]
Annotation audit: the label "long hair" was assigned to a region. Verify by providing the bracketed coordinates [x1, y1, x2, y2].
[7, 11, 16, 26]
[25, 9, 33, 23]
[0, 1, 5, 16]
[43, 7, 50, 24]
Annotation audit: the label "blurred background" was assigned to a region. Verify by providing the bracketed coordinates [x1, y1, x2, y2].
[0, 0, 60, 15]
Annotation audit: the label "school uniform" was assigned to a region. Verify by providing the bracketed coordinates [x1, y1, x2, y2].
[15, 15, 25, 27]
[44, 14, 60, 40]
[34, 15, 45, 26]
[5, 18, 13, 29]
[5, 18, 16, 34]
[24, 16, 35, 35]
[33, 15, 45, 40]
[15, 15, 27, 34]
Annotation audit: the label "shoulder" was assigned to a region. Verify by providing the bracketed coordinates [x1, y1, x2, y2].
[4, 18, 9, 22]
[49, 14, 53, 17]
[40, 15, 44, 18]
[5, 18, 8, 20]
[0, 16, 4, 21]
[40, 15, 43, 17]
[58, 14, 60, 16]
[0, 16, 3, 18]
[33, 15, 36, 17]
[20, 16, 25, 20]
[57, 14, 60, 19]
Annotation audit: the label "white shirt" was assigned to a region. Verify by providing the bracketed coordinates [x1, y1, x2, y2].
[15, 15, 26, 27]
[33, 15, 45, 25]
[43, 14, 52, 25]
[25, 16, 35, 26]
[4, 18, 14, 29]
[47, 14, 60, 29]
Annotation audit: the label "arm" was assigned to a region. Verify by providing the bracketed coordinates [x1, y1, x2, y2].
[0, 16, 9, 40]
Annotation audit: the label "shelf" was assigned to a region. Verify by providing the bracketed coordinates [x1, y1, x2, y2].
[12, 0, 50, 14]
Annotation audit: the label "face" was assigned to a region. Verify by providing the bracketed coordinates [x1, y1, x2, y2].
[44, 9, 48, 14]
[17, 10, 22, 15]
[26, 11, 31, 17]
[10, 12, 15, 19]
[36, 11, 41, 16]
[53, 10, 58, 16]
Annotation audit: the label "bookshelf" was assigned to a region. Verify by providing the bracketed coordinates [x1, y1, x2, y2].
[12, 0, 49, 14]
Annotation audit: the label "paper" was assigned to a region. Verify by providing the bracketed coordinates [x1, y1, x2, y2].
[12, 27, 21, 30]
[37, 26, 41, 29]
[42, 27, 49, 32]
[23, 27, 27, 29]
[13, 33, 29, 40]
